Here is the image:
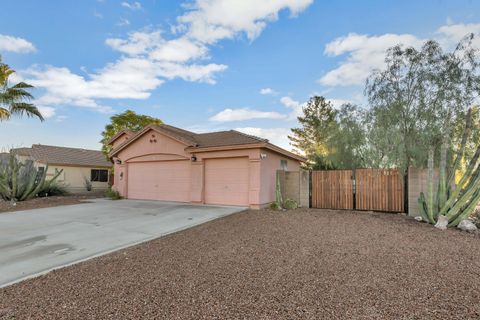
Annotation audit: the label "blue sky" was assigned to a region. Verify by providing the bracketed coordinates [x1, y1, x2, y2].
[1, 0, 479, 151]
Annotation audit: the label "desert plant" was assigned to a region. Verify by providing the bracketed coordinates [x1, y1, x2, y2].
[0, 152, 63, 201]
[38, 182, 69, 197]
[283, 198, 298, 210]
[275, 171, 283, 209]
[418, 108, 480, 227]
[84, 176, 92, 191]
[105, 187, 122, 200]
[269, 202, 281, 210]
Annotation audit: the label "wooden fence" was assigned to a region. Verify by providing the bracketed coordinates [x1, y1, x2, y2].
[312, 170, 353, 209]
[355, 168, 404, 212]
[311, 168, 404, 212]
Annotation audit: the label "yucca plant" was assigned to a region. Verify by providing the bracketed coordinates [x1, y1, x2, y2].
[0, 152, 63, 201]
[418, 108, 480, 227]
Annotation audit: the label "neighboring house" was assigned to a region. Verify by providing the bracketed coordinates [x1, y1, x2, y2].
[109, 124, 305, 208]
[12, 144, 112, 193]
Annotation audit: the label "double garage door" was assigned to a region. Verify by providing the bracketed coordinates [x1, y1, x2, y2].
[127, 157, 249, 206]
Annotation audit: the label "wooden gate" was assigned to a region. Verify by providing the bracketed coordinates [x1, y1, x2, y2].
[311, 170, 353, 209]
[355, 168, 404, 212]
[311, 168, 404, 212]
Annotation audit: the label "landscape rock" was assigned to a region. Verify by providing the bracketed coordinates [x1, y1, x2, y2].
[414, 216, 423, 222]
[457, 219, 478, 232]
[434, 215, 449, 230]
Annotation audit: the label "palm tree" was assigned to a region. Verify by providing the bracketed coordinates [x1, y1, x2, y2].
[0, 56, 43, 121]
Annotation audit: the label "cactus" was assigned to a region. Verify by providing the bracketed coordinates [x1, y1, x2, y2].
[426, 148, 435, 223]
[275, 171, 283, 208]
[418, 108, 480, 227]
[0, 152, 63, 201]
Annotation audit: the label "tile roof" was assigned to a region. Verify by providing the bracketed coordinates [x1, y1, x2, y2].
[149, 125, 267, 148]
[12, 144, 112, 168]
[110, 124, 305, 162]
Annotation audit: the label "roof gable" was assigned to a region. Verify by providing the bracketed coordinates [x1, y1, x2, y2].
[109, 123, 305, 162]
[108, 129, 134, 145]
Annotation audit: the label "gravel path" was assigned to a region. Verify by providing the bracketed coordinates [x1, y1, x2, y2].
[1, 209, 479, 319]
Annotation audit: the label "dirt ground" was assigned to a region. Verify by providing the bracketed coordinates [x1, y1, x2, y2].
[0, 208, 479, 319]
[0, 192, 104, 213]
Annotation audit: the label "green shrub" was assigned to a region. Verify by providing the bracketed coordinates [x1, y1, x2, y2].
[284, 198, 298, 210]
[38, 183, 69, 197]
[270, 202, 281, 210]
[105, 187, 122, 200]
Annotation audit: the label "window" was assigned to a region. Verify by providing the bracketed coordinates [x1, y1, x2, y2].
[91, 169, 109, 182]
[280, 159, 288, 171]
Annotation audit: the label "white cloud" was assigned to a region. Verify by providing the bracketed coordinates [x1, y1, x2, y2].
[259, 87, 276, 95]
[117, 17, 131, 26]
[105, 31, 162, 56]
[0, 34, 36, 53]
[319, 33, 423, 86]
[210, 108, 286, 122]
[21, 1, 312, 115]
[280, 96, 303, 119]
[319, 23, 480, 87]
[93, 10, 103, 19]
[37, 106, 56, 119]
[55, 115, 68, 123]
[177, 0, 314, 44]
[121, 1, 142, 10]
[235, 127, 292, 150]
[436, 22, 480, 49]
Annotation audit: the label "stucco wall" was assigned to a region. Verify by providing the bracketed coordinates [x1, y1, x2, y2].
[111, 133, 131, 150]
[113, 129, 191, 198]
[40, 163, 110, 193]
[112, 128, 302, 208]
[259, 149, 301, 205]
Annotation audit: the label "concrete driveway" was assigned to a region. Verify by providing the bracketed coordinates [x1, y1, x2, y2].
[0, 199, 244, 288]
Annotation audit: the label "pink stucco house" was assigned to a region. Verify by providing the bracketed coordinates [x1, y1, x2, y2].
[109, 124, 305, 208]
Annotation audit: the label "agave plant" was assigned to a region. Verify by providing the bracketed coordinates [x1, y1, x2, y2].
[0, 152, 63, 201]
[418, 108, 480, 227]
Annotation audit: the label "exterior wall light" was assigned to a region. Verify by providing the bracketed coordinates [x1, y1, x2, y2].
[191, 155, 197, 162]
[115, 159, 122, 164]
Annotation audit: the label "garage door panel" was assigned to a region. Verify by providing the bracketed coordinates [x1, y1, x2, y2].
[127, 160, 190, 202]
[205, 158, 249, 206]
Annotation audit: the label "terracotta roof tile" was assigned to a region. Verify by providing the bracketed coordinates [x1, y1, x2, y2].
[12, 145, 112, 168]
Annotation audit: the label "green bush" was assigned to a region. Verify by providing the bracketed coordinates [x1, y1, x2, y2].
[38, 182, 69, 197]
[284, 198, 298, 210]
[105, 187, 122, 200]
[269, 202, 281, 210]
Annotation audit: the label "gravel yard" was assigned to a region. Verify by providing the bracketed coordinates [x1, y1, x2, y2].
[0, 193, 104, 213]
[1, 208, 479, 319]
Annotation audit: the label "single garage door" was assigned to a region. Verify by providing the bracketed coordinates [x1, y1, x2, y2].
[204, 157, 249, 206]
[127, 160, 190, 202]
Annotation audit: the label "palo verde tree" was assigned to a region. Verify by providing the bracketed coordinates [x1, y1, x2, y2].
[365, 34, 480, 173]
[0, 56, 43, 122]
[100, 110, 162, 158]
